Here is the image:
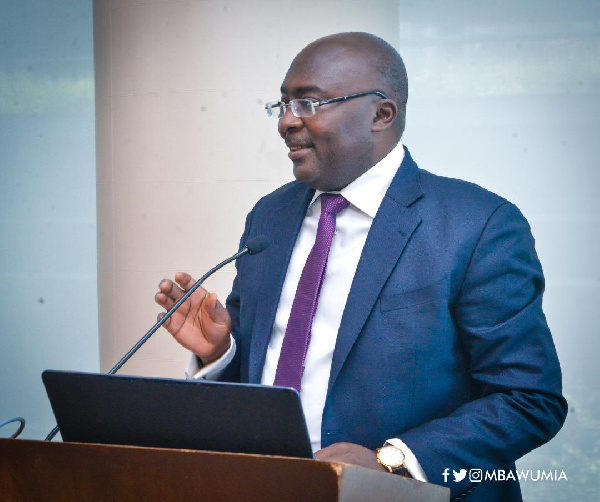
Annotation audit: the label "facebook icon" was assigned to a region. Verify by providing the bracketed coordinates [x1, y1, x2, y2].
[442, 468, 450, 483]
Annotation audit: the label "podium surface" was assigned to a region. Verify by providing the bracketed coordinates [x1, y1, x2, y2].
[0, 438, 449, 501]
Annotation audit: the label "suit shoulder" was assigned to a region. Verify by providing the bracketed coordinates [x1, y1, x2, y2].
[250, 180, 312, 212]
[417, 168, 511, 214]
[412, 168, 535, 237]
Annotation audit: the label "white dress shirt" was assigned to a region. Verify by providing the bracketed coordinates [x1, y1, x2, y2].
[187, 141, 427, 481]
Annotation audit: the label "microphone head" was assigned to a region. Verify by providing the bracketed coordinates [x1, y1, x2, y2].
[245, 235, 271, 255]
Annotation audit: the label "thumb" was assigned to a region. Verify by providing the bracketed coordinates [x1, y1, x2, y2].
[204, 293, 230, 327]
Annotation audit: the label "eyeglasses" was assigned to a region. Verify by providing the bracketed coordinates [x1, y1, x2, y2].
[265, 91, 388, 119]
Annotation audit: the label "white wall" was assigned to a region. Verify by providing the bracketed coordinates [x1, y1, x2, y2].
[0, 0, 98, 439]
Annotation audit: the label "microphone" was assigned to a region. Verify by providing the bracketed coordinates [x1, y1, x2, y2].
[246, 235, 271, 255]
[45, 235, 270, 441]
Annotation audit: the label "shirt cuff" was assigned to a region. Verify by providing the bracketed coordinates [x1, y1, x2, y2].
[185, 335, 236, 380]
[385, 437, 428, 482]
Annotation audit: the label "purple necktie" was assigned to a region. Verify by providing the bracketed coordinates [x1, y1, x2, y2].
[274, 193, 349, 391]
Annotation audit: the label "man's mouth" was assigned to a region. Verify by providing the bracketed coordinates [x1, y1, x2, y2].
[286, 140, 313, 150]
[288, 145, 312, 160]
[286, 140, 313, 160]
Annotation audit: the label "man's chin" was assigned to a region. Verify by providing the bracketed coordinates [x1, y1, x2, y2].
[292, 162, 317, 187]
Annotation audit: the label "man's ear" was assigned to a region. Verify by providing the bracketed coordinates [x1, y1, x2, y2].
[372, 100, 398, 132]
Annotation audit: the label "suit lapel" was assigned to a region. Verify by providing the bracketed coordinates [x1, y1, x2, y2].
[248, 183, 314, 383]
[328, 148, 424, 393]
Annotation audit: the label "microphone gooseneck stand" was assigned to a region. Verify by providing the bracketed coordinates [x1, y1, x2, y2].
[45, 236, 270, 441]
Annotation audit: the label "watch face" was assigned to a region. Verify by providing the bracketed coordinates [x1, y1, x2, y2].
[379, 445, 405, 468]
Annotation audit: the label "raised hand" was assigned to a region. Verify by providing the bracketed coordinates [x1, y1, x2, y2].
[155, 272, 231, 364]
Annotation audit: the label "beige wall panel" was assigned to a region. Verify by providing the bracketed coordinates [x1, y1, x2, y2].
[110, 2, 155, 95]
[95, 0, 399, 376]
[97, 267, 117, 369]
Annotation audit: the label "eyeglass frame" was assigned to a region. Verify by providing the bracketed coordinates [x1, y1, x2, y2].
[265, 90, 389, 118]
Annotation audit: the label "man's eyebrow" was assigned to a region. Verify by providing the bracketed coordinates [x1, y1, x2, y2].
[280, 85, 327, 96]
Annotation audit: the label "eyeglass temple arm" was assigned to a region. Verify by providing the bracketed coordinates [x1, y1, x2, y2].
[317, 91, 388, 107]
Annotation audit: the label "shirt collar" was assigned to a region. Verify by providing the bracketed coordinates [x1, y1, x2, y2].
[311, 141, 405, 219]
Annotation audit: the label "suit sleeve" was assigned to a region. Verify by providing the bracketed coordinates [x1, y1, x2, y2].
[218, 208, 255, 382]
[398, 201, 567, 495]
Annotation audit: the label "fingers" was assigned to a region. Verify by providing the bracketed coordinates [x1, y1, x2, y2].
[156, 311, 170, 328]
[159, 273, 197, 297]
[174, 272, 196, 291]
[155, 279, 174, 304]
[154, 272, 212, 338]
[155, 281, 177, 312]
[314, 443, 382, 470]
[152, 274, 230, 361]
[155, 273, 203, 309]
[314, 444, 337, 461]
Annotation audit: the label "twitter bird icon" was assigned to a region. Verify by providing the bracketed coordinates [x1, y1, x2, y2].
[453, 469, 467, 482]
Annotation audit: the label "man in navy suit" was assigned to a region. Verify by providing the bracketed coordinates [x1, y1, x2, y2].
[155, 32, 566, 501]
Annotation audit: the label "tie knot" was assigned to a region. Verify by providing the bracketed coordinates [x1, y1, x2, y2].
[320, 193, 349, 216]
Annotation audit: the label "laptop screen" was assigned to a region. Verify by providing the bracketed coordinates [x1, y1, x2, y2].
[42, 370, 313, 459]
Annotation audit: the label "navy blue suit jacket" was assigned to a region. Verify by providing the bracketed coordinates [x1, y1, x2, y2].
[223, 148, 567, 501]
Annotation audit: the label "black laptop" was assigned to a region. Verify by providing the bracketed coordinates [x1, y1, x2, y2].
[42, 370, 313, 458]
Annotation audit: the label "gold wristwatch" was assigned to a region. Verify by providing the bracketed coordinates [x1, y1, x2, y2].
[376, 444, 411, 477]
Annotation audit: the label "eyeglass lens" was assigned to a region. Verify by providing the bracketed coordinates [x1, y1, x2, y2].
[291, 100, 315, 118]
[267, 100, 316, 119]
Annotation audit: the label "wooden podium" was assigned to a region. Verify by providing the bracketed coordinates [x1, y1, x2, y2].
[0, 439, 449, 501]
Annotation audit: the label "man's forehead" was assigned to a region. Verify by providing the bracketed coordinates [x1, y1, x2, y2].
[281, 44, 375, 96]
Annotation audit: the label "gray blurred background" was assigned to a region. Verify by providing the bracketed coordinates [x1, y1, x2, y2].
[1, 1, 598, 499]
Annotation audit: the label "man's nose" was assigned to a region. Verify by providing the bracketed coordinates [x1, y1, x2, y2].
[278, 105, 303, 138]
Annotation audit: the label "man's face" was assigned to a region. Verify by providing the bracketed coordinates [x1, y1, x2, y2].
[278, 44, 381, 191]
